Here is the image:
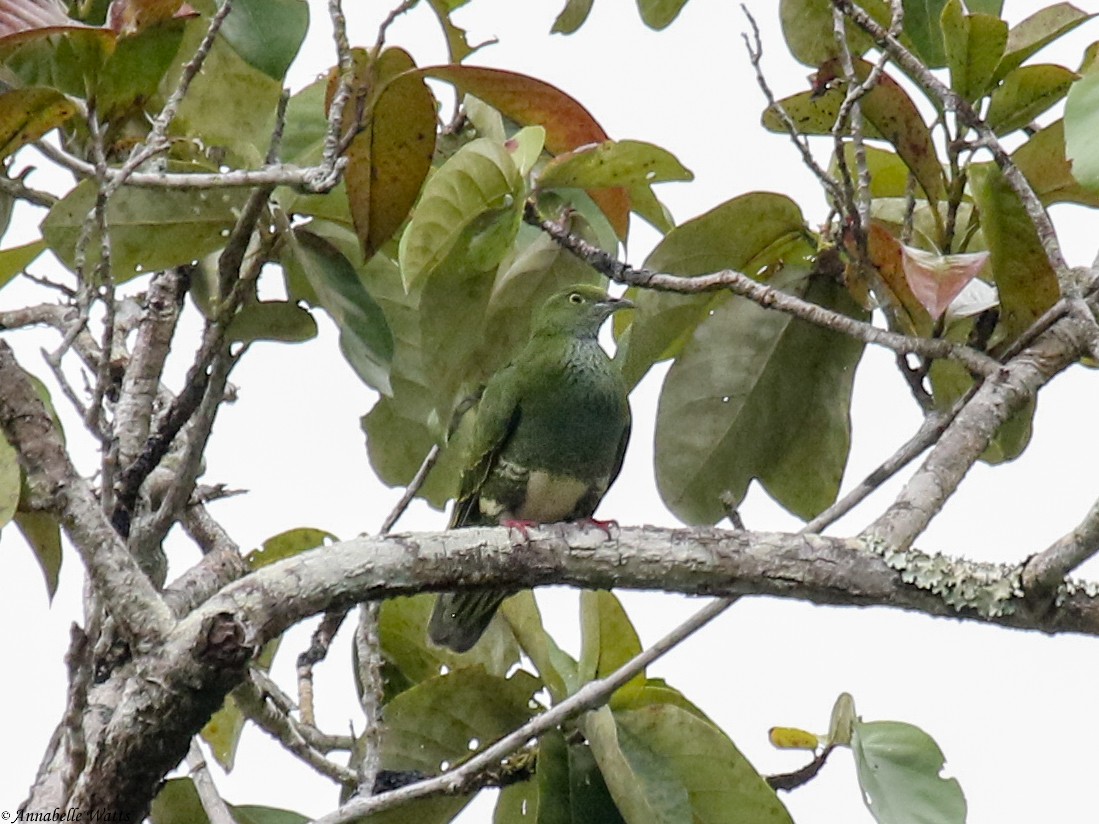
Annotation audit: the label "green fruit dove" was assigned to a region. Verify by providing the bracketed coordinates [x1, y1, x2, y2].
[429, 284, 633, 652]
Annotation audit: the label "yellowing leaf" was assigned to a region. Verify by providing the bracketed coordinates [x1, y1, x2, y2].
[769, 727, 821, 751]
[0, 87, 76, 161]
[538, 139, 692, 190]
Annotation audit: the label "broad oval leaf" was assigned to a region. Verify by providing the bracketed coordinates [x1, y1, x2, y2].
[1065, 64, 1099, 193]
[637, 0, 689, 31]
[226, 300, 318, 344]
[0, 87, 75, 161]
[245, 526, 336, 569]
[41, 180, 246, 280]
[552, 0, 594, 34]
[779, 0, 873, 67]
[993, 3, 1094, 83]
[13, 509, 62, 599]
[218, 0, 307, 80]
[968, 163, 1059, 348]
[655, 270, 867, 524]
[586, 703, 793, 824]
[0, 237, 46, 292]
[986, 63, 1076, 135]
[941, 0, 1008, 102]
[579, 590, 643, 689]
[1014, 119, 1099, 206]
[332, 47, 437, 258]
[616, 192, 809, 390]
[283, 228, 394, 393]
[852, 720, 967, 824]
[538, 139, 692, 190]
[421, 65, 630, 237]
[398, 137, 522, 289]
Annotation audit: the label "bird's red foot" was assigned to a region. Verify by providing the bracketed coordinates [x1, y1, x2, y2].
[577, 517, 619, 539]
[502, 519, 538, 541]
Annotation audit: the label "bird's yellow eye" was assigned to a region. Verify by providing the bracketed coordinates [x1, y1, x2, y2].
[568, 292, 583, 304]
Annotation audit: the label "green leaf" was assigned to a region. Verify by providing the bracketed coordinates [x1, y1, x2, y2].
[579, 591, 643, 689]
[231, 807, 309, 824]
[336, 47, 436, 258]
[95, 18, 185, 118]
[170, 28, 283, 165]
[507, 125, 546, 178]
[965, 0, 1002, 14]
[245, 526, 336, 569]
[779, 0, 873, 67]
[426, 0, 477, 64]
[586, 703, 793, 824]
[968, 163, 1059, 348]
[985, 63, 1076, 135]
[762, 64, 944, 202]
[397, 137, 523, 289]
[852, 720, 966, 824]
[41, 180, 245, 280]
[218, 0, 307, 80]
[0, 238, 46, 292]
[1013, 119, 1099, 207]
[1065, 66, 1099, 193]
[994, 3, 1093, 83]
[615, 192, 809, 390]
[381, 666, 539, 773]
[0, 87, 76, 161]
[636, 0, 688, 31]
[12, 510, 62, 599]
[0, 432, 18, 527]
[501, 592, 577, 703]
[226, 300, 317, 344]
[941, 0, 1008, 102]
[150, 778, 209, 824]
[538, 139, 692, 190]
[521, 729, 625, 824]
[283, 228, 394, 393]
[655, 270, 867, 524]
[422, 65, 628, 238]
[903, 0, 949, 68]
[379, 594, 521, 691]
[552, 0, 594, 34]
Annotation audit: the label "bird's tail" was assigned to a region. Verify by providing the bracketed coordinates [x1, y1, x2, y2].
[428, 590, 508, 652]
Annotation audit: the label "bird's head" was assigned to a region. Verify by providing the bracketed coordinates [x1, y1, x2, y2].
[531, 284, 635, 339]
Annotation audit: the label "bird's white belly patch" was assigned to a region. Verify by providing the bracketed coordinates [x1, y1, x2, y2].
[517, 471, 590, 522]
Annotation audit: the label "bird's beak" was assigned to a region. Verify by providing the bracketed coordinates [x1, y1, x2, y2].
[600, 295, 635, 313]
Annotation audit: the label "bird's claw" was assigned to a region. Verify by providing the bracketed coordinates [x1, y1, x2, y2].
[502, 518, 538, 541]
[577, 517, 619, 539]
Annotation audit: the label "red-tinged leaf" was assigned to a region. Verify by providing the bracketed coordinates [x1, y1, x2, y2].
[901, 245, 989, 320]
[328, 47, 436, 258]
[861, 223, 934, 337]
[107, 0, 195, 34]
[421, 65, 630, 238]
[0, 0, 79, 37]
[0, 87, 76, 161]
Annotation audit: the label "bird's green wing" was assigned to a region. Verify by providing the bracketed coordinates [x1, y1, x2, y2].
[449, 364, 523, 528]
[608, 405, 631, 489]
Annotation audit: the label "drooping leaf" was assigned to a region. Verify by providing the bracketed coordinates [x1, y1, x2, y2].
[0, 87, 76, 161]
[13, 509, 62, 599]
[1014, 119, 1099, 206]
[900, 245, 989, 320]
[397, 136, 523, 289]
[636, 0, 688, 31]
[968, 163, 1059, 348]
[852, 720, 967, 824]
[616, 192, 809, 390]
[940, 0, 1007, 101]
[226, 300, 317, 344]
[512, 729, 625, 824]
[902, 0, 949, 68]
[762, 62, 944, 202]
[0, 238, 46, 292]
[283, 227, 394, 393]
[985, 63, 1076, 135]
[501, 591, 577, 703]
[655, 269, 867, 524]
[422, 65, 629, 237]
[538, 139, 692, 190]
[331, 47, 436, 259]
[218, 0, 307, 80]
[169, 28, 283, 165]
[586, 703, 793, 824]
[579, 590, 644, 690]
[378, 594, 521, 692]
[41, 180, 246, 279]
[1065, 65, 1099, 193]
[863, 223, 934, 336]
[993, 3, 1093, 83]
[552, 0, 594, 34]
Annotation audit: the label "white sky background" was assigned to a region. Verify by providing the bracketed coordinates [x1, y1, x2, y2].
[2, 0, 1099, 821]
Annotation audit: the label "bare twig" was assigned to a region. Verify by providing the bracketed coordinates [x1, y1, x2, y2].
[767, 744, 836, 792]
[1023, 497, 1099, 604]
[526, 203, 1001, 376]
[187, 740, 236, 824]
[353, 603, 384, 796]
[380, 443, 442, 534]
